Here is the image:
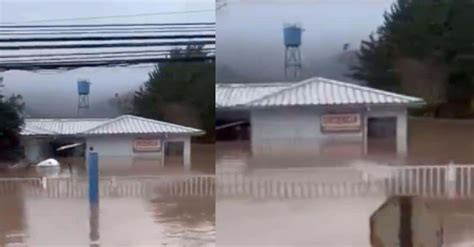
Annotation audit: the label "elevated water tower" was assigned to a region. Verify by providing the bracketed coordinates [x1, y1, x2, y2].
[77, 79, 90, 116]
[283, 24, 303, 78]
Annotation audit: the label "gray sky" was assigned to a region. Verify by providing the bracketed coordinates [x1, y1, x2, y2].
[217, 0, 394, 82]
[0, 0, 214, 117]
[0, 0, 397, 116]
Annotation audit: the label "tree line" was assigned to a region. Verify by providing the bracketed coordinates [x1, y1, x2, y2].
[351, 0, 474, 118]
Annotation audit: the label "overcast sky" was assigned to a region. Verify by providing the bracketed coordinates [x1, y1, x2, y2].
[217, 0, 394, 82]
[0, 0, 396, 116]
[0, 0, 214, 117]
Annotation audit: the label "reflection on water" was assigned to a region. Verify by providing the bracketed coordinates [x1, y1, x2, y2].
[0, 180, 215, 246]
[216, 119, 474, 246]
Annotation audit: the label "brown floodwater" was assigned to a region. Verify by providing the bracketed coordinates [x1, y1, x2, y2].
[0, 144, 216, 246]
[216, 118, 474, 246]
[0, 188, 215, 246]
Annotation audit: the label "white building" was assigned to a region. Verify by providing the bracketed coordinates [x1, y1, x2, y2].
[216, 77, 424, 159]
[20, 115, 204, 169]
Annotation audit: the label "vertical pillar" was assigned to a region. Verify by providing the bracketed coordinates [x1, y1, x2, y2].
[88, 152, 99, 204]
[363, 112, 368, 156]
[161, 140, 166, 167]
[446, 162, 456, 198]
[397, 110, 408, 156]
[87, 151, 100, 246]
[183, 138, 191, 170]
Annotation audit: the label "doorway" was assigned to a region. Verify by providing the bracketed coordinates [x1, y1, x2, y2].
[164, 141, 184, 166]
[367, 117, 397, 155]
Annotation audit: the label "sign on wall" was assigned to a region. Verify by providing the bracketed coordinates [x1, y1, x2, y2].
[133, 139, 161, 153]
[321, 113, 362, 132]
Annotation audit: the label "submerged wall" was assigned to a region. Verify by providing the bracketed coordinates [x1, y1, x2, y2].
[250, 105, 407, 159]
[85, 135, 191, 169]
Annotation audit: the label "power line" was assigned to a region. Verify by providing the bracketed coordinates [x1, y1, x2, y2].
[0, 40, 215, 50]
[0, 50, 215, 63]
[0, 25, 215, 33]
[0, 48, 216, 59]
[0, 21, 216, 71]
[0, 56, 215, 71]
[0, 22, 215, 28]
[0, 28, 216, 36]
[0, 10, 215, 25]
[0, 53, 216, 64]
[0, 34, 215, 43]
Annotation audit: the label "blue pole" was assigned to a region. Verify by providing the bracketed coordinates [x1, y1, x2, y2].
[88, 152, 99, 204]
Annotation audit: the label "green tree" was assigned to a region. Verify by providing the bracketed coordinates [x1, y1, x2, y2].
[133, 45, 215, 141]
[0, 100, 24, 162]
[7, 94, 25, 114]
[351, 0, 474, 117]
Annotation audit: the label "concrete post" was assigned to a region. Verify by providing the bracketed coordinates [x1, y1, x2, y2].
[183, 138, 191, 170]
[396, 112, 408, 156]
[446, 161, 456, 198]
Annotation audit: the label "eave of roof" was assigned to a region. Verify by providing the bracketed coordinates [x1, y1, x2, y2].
[20, 115, 204, 137]
[216, 77, 424, 108]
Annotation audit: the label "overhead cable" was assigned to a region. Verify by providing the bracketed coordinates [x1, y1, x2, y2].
[0, 40, 215, 50]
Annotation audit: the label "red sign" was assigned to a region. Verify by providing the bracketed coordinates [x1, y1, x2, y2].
[133, 139, 161, 153]
[321, 113, 362, 132]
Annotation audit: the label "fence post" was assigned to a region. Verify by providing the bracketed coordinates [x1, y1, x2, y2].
[41, 177, 47, 189]
[446, 161, 456, 198]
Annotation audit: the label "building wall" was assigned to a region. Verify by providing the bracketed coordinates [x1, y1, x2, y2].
[250, 105, 407, 158]
[85, 135, 191, 169]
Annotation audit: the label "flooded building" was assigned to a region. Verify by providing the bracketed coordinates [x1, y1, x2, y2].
[216, 77, 423, 159]
[20, 115, 204, 169]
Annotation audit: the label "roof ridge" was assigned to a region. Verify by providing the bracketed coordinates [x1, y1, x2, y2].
[81, 115, 125, 133]
[317, 77, 423, 101]
[83, 114, 202, 134]
[216, 82, 294, 88]
[245, 77, 316, 105]
[122, 114, 202, 132]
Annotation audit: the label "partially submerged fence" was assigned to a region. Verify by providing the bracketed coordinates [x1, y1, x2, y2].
[217, 164, 474, 199]
[0, 164, 473, 200]
[0, 175, 215, 198]
[384, 164, 474, 198]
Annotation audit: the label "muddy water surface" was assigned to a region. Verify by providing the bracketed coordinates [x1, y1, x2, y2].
[216, 118, 474, 246]
[0, 144, 215, 246]
[0, 191, 215, 246]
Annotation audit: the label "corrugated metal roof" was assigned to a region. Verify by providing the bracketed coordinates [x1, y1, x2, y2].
[215, 82, 292, 108]
[21, 115, 203, 136]
[24, 118, 109, 136]
[83, 115, 204, 135]
[216, 77, 424, 108]
[21, 125, 56, 136]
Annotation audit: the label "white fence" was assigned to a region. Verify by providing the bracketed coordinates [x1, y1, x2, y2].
[1, 164, 473, 200]
[0, 175, 215, 198]
[217, 164, 474, 199]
